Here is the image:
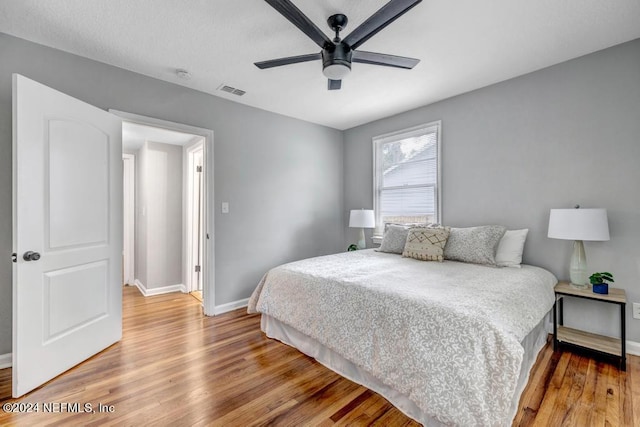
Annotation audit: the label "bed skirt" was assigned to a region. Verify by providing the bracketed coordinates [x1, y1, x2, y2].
[261, 313, 550, 426]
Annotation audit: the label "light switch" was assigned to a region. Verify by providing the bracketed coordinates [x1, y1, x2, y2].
[221, 202, 229, 214]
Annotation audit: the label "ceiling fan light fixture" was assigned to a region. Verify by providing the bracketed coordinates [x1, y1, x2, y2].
[255, 0, 423, 90]
[323, 62, 351, 80]
[322, 45, 352, 80]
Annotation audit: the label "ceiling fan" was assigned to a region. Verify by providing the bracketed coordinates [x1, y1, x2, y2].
[255, 0, 423, 90]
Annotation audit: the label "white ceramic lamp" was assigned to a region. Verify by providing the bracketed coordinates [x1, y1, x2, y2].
[349, 209, 375, 249]
[548, 207, 610, 288]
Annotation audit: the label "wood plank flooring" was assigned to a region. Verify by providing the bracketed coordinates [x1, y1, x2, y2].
[0, 286, 638, 426]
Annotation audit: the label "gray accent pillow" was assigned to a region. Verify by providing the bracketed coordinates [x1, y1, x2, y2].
[444, 225, 507, 265]
[376, 225, 411, 254]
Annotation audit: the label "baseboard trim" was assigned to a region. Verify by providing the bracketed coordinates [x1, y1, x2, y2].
[626, 340, 640, 356]
[214, 298, 249, 315]
[134, 279, 186, 296]
[0, 353, 11, 369]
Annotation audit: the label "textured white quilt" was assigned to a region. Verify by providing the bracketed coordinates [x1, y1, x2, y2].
[248, 249, 557, 426]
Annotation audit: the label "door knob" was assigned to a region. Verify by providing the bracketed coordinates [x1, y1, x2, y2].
[23, 251, 41, 261]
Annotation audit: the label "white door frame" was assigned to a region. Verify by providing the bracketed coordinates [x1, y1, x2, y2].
[110, 110, 216, 315]
[185, 141, 204, 293]
[122, 153, 135, 286]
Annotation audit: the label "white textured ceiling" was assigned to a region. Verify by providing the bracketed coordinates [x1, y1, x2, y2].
[1, 0, 639, 130]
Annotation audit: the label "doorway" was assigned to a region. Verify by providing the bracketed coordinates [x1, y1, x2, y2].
[11, 75, 215, 398]
[115, 110, 215, 315]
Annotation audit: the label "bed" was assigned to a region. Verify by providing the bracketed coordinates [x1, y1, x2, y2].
[248, 248, 557, 426]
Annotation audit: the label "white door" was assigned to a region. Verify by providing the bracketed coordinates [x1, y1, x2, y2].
[12, 74, 123, 397]
[189, 147, 204, 292]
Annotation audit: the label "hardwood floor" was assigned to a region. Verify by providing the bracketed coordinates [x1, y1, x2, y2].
[190, 290, 203, 303]
[0, 286, 638, 426]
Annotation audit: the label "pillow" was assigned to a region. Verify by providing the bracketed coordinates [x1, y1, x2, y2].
[444, 225, 506, 265]
[376, 225, 412, 254]
[402, 227, 451, 262]
[377, 223, 440, 254]
[496, 229, 529, 268]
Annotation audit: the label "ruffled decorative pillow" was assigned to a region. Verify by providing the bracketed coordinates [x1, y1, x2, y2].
[402, 227, 451, 262]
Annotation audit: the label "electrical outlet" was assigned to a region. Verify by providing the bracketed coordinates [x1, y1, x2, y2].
[633, 303, 640, 320]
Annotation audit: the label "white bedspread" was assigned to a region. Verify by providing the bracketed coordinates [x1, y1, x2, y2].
[248, 250, 557, 426]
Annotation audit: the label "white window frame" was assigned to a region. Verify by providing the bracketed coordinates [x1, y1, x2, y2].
[372, 121, 442, 243]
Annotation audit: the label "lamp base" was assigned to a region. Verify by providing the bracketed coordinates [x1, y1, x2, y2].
[357, 228, 366, 249]
[569, 240, 589, 287]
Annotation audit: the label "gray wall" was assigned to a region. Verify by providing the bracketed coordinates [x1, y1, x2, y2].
[0, 33, 344, 354]
[344, 39, 640, 341]
[2, 30, 638, 355]
[136, 141, 184, 289]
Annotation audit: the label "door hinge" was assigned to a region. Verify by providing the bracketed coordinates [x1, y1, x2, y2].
[195, 265, 201, 273]
[196, 166, 203, 172]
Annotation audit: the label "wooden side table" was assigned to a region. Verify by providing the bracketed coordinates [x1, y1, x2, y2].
[553, 281, 626, 371]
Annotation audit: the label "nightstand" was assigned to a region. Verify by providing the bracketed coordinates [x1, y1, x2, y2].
[553, 281, 626, 371]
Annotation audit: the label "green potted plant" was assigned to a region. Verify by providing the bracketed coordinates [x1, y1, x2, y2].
[589, 272, 614, 295]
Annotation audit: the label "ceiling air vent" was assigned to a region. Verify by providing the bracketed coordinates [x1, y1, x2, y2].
[218, 84, 246, 96]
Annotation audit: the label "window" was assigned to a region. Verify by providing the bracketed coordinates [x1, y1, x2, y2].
[373, 121, 441, 237]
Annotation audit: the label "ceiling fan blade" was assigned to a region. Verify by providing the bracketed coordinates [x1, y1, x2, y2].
[352, 50, 419, 69]
[342, 0, 422, 51]
[255, 53, 322, 69]
[328, 79, 342, 90]
[264, 0, 333, 48]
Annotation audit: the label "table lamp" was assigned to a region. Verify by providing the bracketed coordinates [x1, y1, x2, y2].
[349, 209, 375, 249]
[547, 206, 610, 288]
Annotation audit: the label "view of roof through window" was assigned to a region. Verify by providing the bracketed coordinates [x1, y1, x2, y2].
[380, 131, 437, 225]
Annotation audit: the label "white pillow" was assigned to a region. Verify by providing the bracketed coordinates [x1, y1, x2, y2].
[495, 229, 529, 268]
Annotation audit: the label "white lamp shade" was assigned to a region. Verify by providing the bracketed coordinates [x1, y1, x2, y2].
[548, 208, 610, 241]
[349, 209, 375, 228]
